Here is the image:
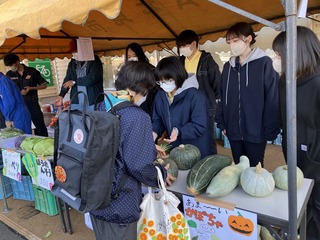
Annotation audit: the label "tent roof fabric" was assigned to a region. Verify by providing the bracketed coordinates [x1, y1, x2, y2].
[0, 0, 319, 60]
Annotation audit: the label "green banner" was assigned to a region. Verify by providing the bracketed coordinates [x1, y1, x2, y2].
[28, 59, 54, 86]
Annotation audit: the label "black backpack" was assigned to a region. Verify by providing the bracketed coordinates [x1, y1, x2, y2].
[51, 92, 133, 213]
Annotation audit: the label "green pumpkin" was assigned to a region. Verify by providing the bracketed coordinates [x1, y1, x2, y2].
[273, 165, 304, 190]
[156, 158, 179, 179]
[169, 144, 201, 170]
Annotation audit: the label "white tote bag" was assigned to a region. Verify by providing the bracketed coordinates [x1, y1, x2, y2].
[137, 166, 190, 240]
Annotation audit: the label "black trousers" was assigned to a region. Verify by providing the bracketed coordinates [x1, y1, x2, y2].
[209, 114, 217, 155]
[229, 140, 267, 167]
[25, 99, 48, 137]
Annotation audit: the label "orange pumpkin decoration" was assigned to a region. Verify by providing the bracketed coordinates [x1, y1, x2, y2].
[228, 212, 254, 236]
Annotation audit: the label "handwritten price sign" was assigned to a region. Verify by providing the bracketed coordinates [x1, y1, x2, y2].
[22, 154, 54, 190]
[2, 149, 21, 181]
[182, 195, 257, 240]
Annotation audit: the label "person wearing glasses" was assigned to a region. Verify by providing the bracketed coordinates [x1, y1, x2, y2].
[152, 56, 211, 158]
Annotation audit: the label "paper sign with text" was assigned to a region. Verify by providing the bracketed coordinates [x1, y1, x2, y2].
[22, 154, 54, 190]
[183, 195, 257, 240]
[1, 149, 21, 181]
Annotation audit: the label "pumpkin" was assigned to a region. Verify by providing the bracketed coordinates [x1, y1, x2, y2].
[169, 144, 201, 170]
[206, 155, 250, 198]
[240, 162, 275, 197]
[156, 158, 179, 180]
[187, 154, 232, 196]
[228, 212, 254, 236]
[260, 225, 275, 240]
[273, 165, 304, 190]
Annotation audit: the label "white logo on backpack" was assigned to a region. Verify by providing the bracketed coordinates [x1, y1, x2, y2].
[74, 129, 84, 144]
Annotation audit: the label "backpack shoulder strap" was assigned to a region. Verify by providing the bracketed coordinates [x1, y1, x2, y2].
[113, 101, 136, 112]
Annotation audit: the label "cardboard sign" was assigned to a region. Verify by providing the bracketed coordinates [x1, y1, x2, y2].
[22, 153, 54, 190]
[183, 195, 257, 240]
[2, 149, 21, 181]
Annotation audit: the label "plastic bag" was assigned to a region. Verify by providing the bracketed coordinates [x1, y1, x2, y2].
[137, 167, 190, 240]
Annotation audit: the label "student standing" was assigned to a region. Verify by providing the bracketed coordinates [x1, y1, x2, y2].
[152, 56, 211, 159]
[4, 53, 48, 136]
[176, 30, 221, 155]
[215, 22, 280, 167]
[272, 26, 320, 240]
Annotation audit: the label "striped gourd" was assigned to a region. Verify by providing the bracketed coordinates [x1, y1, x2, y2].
[186, 154, 232, 196]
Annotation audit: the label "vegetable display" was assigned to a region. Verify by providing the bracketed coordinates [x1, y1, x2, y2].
[206, 155, 250, 198]
[0, 126, 24, 139]
[169, 144, 201, 170]
[186, 154, 232, 196]
[240, 162, 275, 197]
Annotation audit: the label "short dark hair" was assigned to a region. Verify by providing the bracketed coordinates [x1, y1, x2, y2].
[226, 22, 256, 45]
[3, 53, 20, 66]
[176, 30, 199, 48]
[125, 42, 149, 63]
[154, 56, 188, 89]
[272, 26, 320, 79]
[114, 61, 155, 96]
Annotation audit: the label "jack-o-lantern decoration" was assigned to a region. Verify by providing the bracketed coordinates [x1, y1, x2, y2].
[228, 212, 254, 236]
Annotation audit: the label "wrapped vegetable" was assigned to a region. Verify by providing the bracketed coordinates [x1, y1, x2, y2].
[0, 126, 24, 139]
[19, 137, 54, 157]
[33, 138, 54, 157]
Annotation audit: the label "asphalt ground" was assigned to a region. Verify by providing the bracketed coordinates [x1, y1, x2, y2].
[0, 220, 27, 240]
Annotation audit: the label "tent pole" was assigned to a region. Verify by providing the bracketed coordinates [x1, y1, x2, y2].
[285, 0, 298, 239]
[208, 0, 283, 30]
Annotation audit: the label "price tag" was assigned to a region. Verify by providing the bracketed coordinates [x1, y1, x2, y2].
[22, 153, 54, 190]
[2, 149, 22, 181]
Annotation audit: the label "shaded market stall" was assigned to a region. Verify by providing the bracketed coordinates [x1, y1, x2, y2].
[0, 1, 319, 239]
[0, 0, 319, 59]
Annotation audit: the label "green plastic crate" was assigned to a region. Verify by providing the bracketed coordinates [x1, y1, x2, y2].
[32, 185, 58, 216]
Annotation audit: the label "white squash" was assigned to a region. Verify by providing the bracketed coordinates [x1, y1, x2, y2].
[240, 162, 275, 197]
[206, 155, 250, 198]
[260, 225, 275, 240]
[273, 165, 304, 190]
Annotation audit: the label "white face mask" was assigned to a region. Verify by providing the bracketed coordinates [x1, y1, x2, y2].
[72, 52, 78, 60]
[179, 46, 193, 57]
[160, 81, 176, 93]
[272, 57, 282, 74]
[128, 57, 138, 61]
[230, 39, 248, 56]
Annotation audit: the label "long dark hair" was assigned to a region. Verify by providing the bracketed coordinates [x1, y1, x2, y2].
[272, 26, 320, 79]
[125, 42, 149, 63]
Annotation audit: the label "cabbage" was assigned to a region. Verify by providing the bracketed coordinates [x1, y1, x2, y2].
[20, 137, 42, 153]
[33, 138, 54, 157]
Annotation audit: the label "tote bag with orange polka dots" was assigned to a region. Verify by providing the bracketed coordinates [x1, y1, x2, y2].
[137, 166, 190, 240]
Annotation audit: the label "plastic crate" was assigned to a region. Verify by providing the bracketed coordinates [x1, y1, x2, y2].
[10, 175, 34, 201]
[32, 185, 58, 216]
[0, 174, 13, 199]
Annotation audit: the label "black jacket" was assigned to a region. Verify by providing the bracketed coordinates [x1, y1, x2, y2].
[280, 66, 320, 179]
[59, 55, 103, 105]
[180, 51, 220, 114]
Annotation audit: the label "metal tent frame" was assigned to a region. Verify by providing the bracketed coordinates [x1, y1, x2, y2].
[209, 1, 303, 239]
